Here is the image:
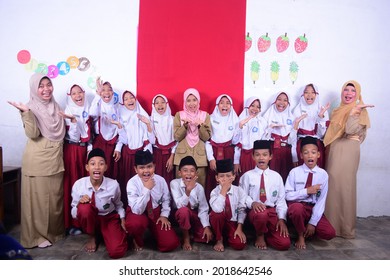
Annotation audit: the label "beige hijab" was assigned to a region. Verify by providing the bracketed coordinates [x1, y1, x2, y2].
[27, 73, 65, 141]
[323, 80, 370, 146]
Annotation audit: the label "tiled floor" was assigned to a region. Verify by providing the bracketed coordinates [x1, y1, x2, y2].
[4, 216, 390, 260]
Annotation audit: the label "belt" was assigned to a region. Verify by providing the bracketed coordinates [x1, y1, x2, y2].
[65, 140, 87, 147]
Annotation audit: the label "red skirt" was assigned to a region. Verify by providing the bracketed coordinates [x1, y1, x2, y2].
[269, 143, 293, 183]
[93, 133, 119, 179]
[153, 146, 175, 189]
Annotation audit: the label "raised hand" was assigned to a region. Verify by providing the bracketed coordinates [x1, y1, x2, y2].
[318, 102, 330, 118]
[96, 76, 103, 96]
[8, 101, 29, 112]
[58, 111, 76, 123]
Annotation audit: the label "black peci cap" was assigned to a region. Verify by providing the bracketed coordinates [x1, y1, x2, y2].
[135, 150, 154, 165]
[87, 148, 106, 162]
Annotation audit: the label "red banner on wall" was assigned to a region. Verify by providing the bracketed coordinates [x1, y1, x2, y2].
[137, 0, 246, 115]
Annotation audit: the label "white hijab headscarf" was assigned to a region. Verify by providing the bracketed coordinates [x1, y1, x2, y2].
[27, 73, 65, 141]
[151, 94, 174, 145]
[64, 84, 90, 140]
[119, 90, 150, 149]
[99, 82, 118, 141]
[262, 92, 294, 137]
[210, 94, 239, 143]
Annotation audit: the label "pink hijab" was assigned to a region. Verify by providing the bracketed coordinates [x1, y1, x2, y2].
[179, 88, 207, 148]
[27, 73, 65, 141]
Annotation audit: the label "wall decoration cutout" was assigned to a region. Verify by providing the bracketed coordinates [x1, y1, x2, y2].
[294, 34, 308, 53]
[245, 32, 252, 52]
[276, 33, 289, 53]
[250, 60, 260, 84]
[270, 61, 280, 84]
[16, 50, 98, 89]
[257, 33, 271, 53]
[289, 61, 299, 84]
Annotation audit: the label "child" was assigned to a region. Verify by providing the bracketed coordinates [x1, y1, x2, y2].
[89, 77, 120, 179]
[285, 136, 336, 249]
[173, 88, 211, 189]
[239, 140, 290, 250]
[209, 159, 247, 252]
[262, 92, 295, 182]
[234, 96, 269, 182]
[59, 84, 92, 234]
[205, 94, 239, 200]
[150, 94, 177, 186]
[170, 156, 213, 250]
[70, 148, 128, 259]
[291, 84, 330, 168]
[115, 90, 152, 206]
[125, 150, 180, 252]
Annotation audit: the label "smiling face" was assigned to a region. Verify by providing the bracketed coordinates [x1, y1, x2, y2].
[185, 94, 199, 113]
[303, 85, 317, 105]
[215, 171, 235, 187]
[300, 143, 320, 169]
[134, 162, 155, 181]
[178, 165, 197, 183]
[38, 77, 53, 101]
[252, 148, 272, 170]
[101, 83, 114, 103]
[275, 93, 289, 112]
[218, 96, 232, 116]
[341, 85, 357, 105]
[248, 99, 261, 116]
[70, 85, 85, 106]
[153, 96, 167, 115]
[123, 91, 136, 110]
[86, 156, 107, 183]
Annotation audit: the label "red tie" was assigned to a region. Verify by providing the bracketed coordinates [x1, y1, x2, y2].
[305, 172, 313, 189]
[259, 173, 266, 203]
[146, 194, 154, 219]
[225, 195, 232, 220]
[90, 190, 96, 205]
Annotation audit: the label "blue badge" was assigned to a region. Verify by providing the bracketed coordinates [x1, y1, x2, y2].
[113, 92, 119, 104]
[272, 190, 277, 197]
[252, 127, 258, 133]
[112, 114, 117, 121]
[82, 111, 88, 118]
[316, 191, 321, 197]
[287, 119, 293, 125]
[228, 126, 233, 130]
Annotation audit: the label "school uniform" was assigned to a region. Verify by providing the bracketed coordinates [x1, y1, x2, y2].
[71, 176, 128, 259]
[234, 97, 270, 182]
[285, 164, 336, 240]
[291, 92, 329, 168]
[63, 92, 92, 230]
[262, 93, 296, 182]
[125, 174, 180, 252]
[205, 94, 239, 199]
[209, 184, 247, 250]
[240, 166, 291, 251]
[170, 178, 210, 243]
[89, 95, 119, 179]
[150, 94, 177, 187]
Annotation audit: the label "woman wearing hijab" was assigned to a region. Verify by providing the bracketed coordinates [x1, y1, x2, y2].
[173, 88, 211, 189]
[262, 92, 295, 182]
[205, 94, 239, 199]
[150, 94, 177, 186]
[8, 73, 66, 248]
[59, 84, 92, 234]
[291, 83, 330, 168]
[324, 80, 373, 239]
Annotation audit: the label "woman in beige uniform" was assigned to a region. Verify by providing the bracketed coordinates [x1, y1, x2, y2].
[8, 73, 66, 248]
[323, 80, 373, 239]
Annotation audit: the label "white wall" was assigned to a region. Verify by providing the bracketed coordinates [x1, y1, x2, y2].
[0, 0, 389, 217]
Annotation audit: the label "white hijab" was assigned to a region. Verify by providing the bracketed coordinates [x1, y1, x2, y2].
[99, 82, 118, 141]
[262, 92, 294, 137]
[210, 94, 239, 143]
[119, 91, 149, 149]
[151, 94, 174, 145]
[64, 84, 90, 139]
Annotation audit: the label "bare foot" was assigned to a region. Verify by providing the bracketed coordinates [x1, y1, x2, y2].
[295, 235, 306, 250]
[182, 230, 192, 251]
[213, 240, 225, 252]
[254, 235, 267, 250]
[132, 239, 143, 251]
[38, 240, 52, 248]
[84, 236, 97, 253]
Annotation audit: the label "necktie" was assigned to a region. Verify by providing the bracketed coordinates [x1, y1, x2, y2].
[90, 190, 96, 205]
[225, 194, 232, 220]
[259, 173, 266, 203]
[305, 172, 313, 189]
[146, 194, 154, 219]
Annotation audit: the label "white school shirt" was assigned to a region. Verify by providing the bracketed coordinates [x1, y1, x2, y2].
[209, 185, 247, 224]
[71, 176, 125, 219]
[126, 174, 171, 218]
[170, 178, 210, 227]
[239, 167, 287, 220]
[285, 164, 329, 226]
[89, 95, 119, 141]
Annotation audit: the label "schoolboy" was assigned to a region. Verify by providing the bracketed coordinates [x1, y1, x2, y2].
[209, 159, 247, 252]
[285, 136, 336, 249]
[170, 156, 213, 250]
[125, 150, 180, 252]
[239, 140, 291, 250]
[70, 148, 128, 259]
